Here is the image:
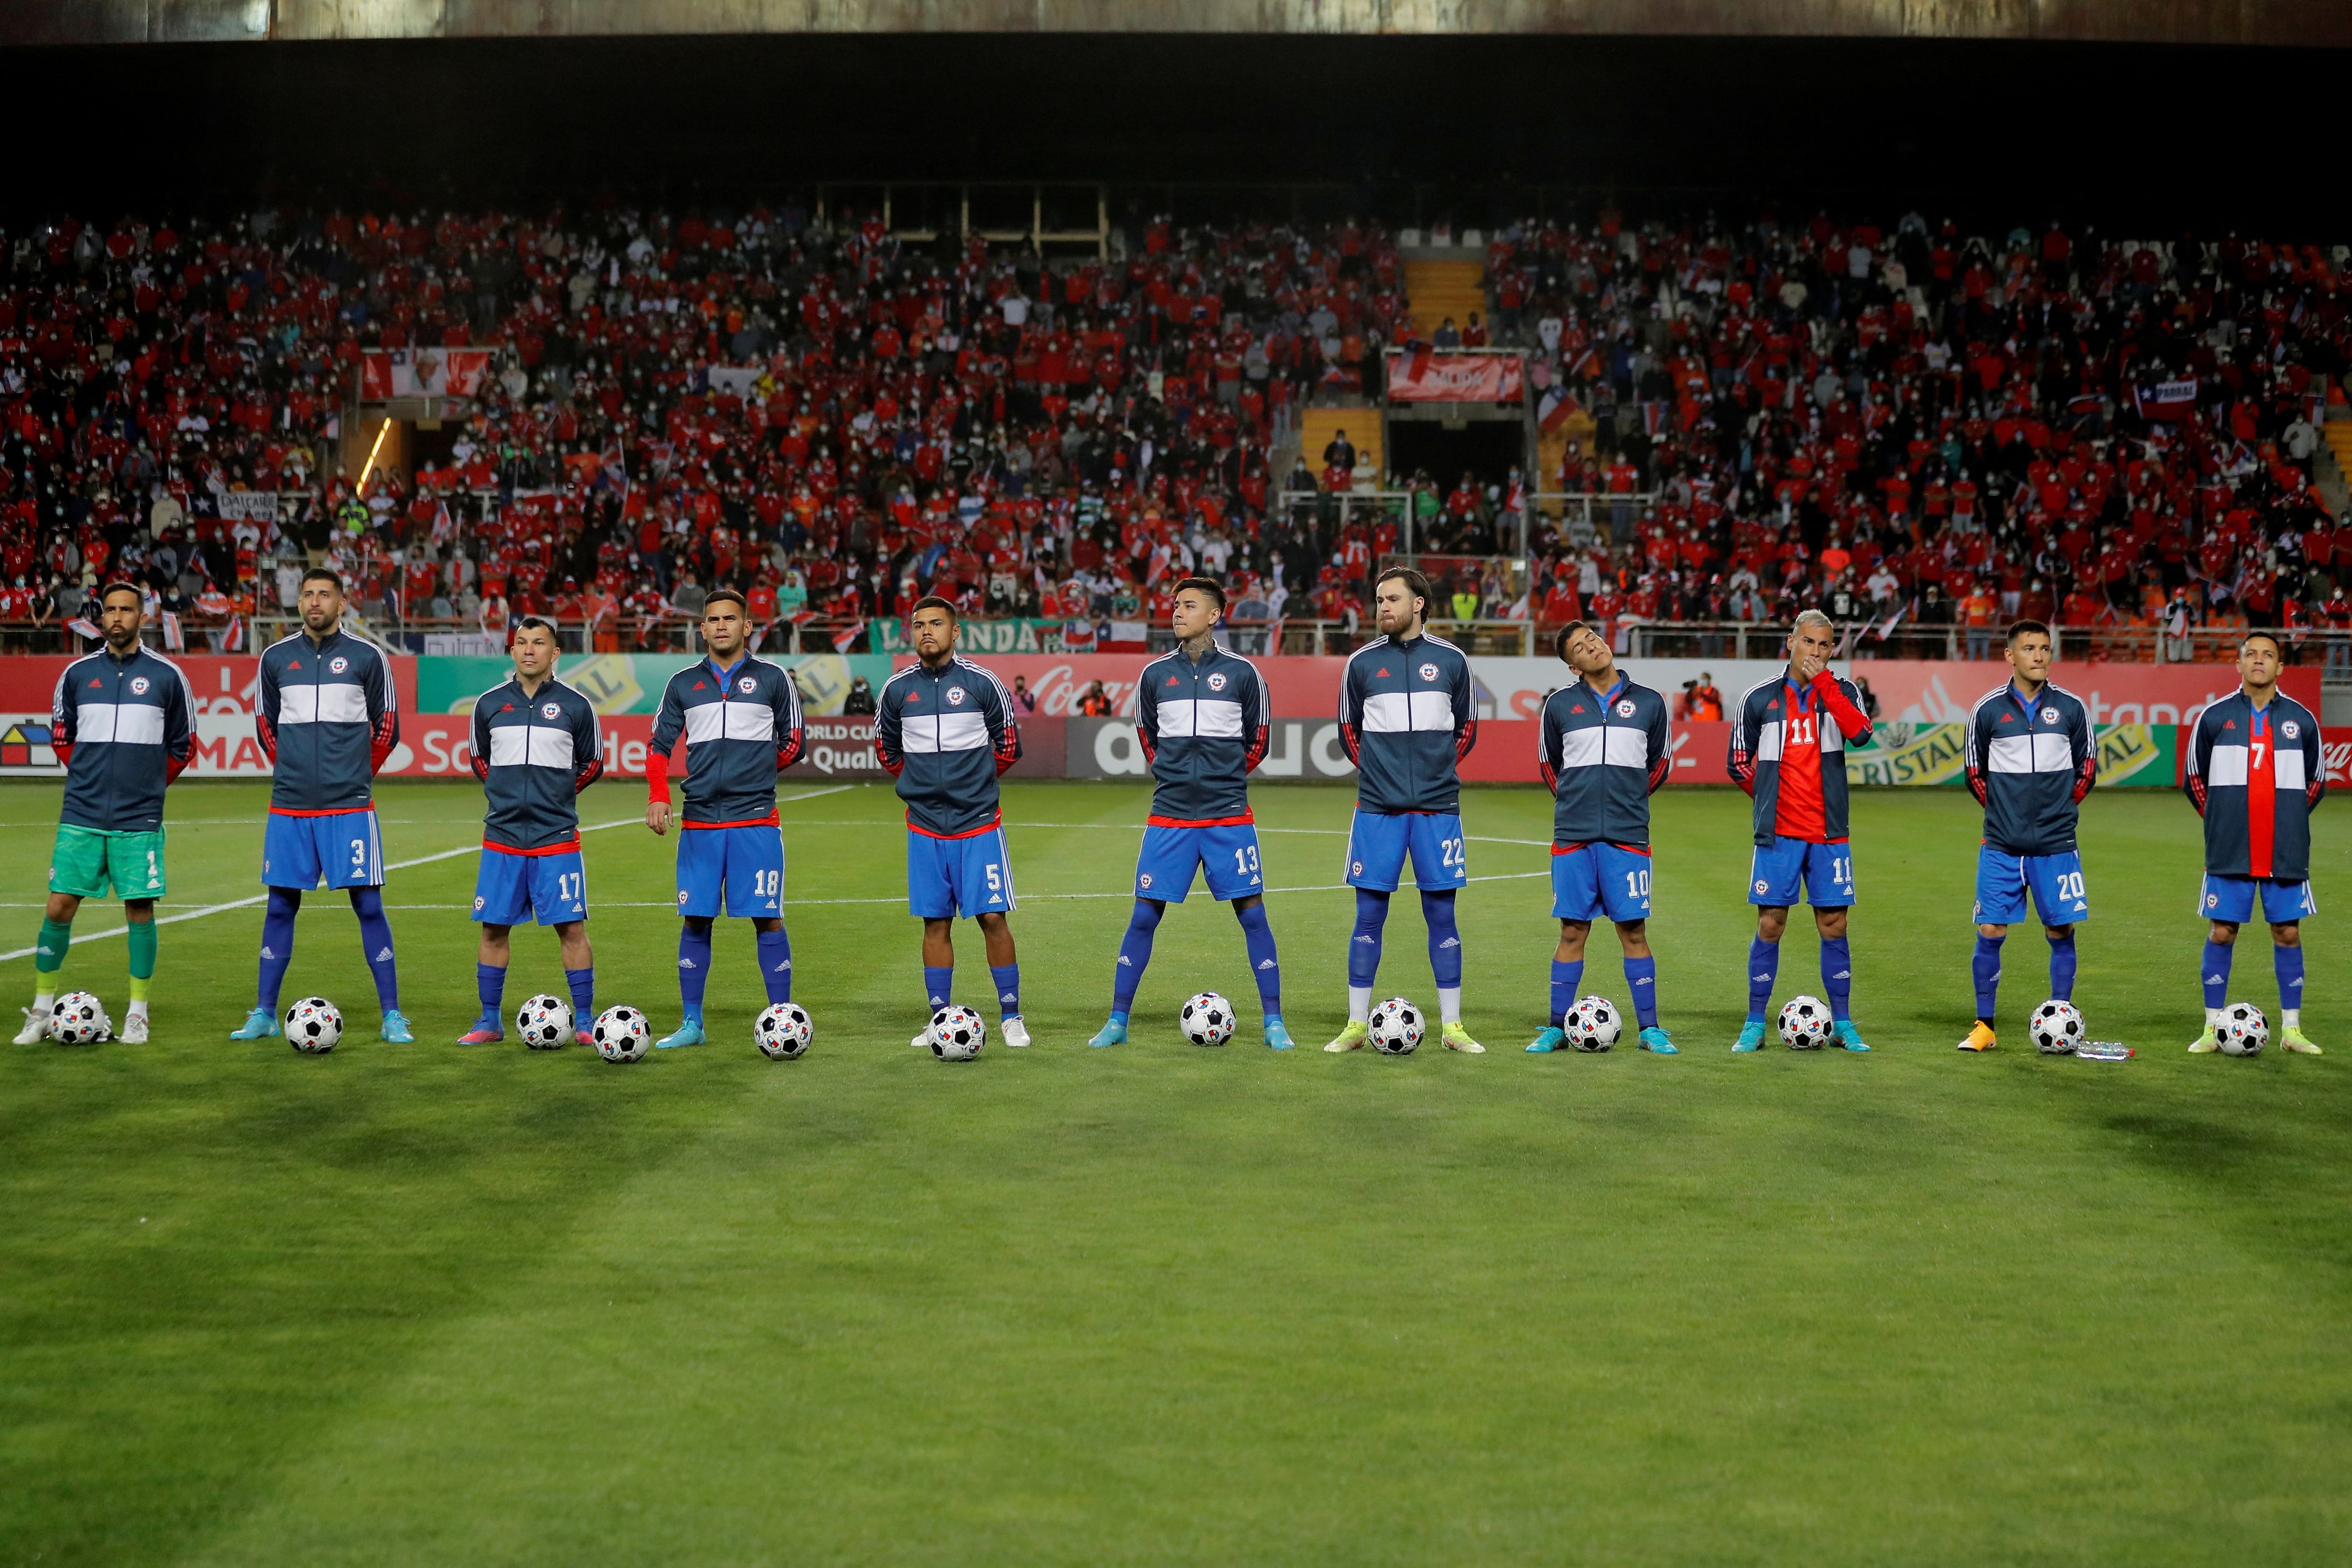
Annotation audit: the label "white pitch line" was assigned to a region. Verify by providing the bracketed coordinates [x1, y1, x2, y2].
[0, 788, 857, 963]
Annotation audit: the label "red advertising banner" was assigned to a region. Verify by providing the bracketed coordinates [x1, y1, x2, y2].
[1386, 352, 1525, 402]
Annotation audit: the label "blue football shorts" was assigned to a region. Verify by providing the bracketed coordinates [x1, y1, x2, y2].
[474, 845, 588, 926]
[2199, 873, 2316, 925]
[1973, 845, 2089, 927]
[1551, 841, 1653, 923]
[907, 823, 1017, 919]
[675, 823, 785, 919]
[262, 808, 384, 890]
[1748, 835, 1854, 907]
[1135, 820, 1264, 902]
[1344, 810, 1468, 893]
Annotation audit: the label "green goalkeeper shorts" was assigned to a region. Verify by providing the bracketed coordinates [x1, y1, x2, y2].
[49, 824, 167, 901]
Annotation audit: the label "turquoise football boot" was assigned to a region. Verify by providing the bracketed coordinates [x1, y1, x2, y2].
[1525, 1026, 1568, 1054]
[1834, 1019, 1871, 1052]
[379, 1010, 414, 1044]
[1638, 1026, 1677, 1055]
[1088, 1013, 1128, 1049]
[229, 1006, 281, 1041]
[1733, 1018, 1768, 1052]
[1263, 1016, 1295, 1051]
[654, 1018, 705, 1050]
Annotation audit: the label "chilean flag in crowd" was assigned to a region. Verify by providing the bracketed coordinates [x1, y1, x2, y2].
[2133, 379, 2200, 421]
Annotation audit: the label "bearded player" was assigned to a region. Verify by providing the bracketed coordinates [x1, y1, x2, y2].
[1726, 608, 1874, 1052]
[1087, 577, 1290, 1050]
[18, 582, 194, 1044]
[1327, 566, 1483, 1053]
[2184, 630, 2325, 1055]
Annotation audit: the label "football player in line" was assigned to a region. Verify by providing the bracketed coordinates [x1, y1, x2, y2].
[643, 589, 807, 1049]
[1956, 620, 2095, 1052]
[1088, 577, 1291, 1050]
[1327, 566, 1484, 1053]
[1726, 609, 1875, 1051]
[233, 569, 411, 1043]
[2184, 631, 2325, 1055]
[18, 582, 195, 1044]
[1526, 621, 1676, 1054]
[875, 597, 1031, 1048]
[459, 618, 604, 1046]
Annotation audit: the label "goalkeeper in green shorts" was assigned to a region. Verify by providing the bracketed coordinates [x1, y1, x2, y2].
[18, 582, 195, 1045]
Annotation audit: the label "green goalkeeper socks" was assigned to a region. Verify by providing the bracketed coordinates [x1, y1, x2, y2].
[127, 920, 157, 984]
[34, 918, 71, 975]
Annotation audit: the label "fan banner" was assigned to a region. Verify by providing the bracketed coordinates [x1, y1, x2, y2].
[359, 348, 493, 400]
[1387, 352, 1525, 402]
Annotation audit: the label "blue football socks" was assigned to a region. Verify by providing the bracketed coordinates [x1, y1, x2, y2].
[2046, 930, 2077, 1003]
[677, 921, 711, 1022]
[2201, 938, 2232, 1010]
[565, 966, 595, 1024]
[1821, 935, 1853, 1022]
[1112, 900, 1161, 1012]
[1550, 958, 1583, 1027]
[1234, 899, 1281, 1014]
[1348, 890, 1389, 988]
[2275, 941, 2305, 1013]
[990, 963, 1021, 1019]
[923, 965, 954, 1011]
[350, 886, 400, 1012]
[476, 961, 506, 1027]
[1746, 935, 1778, 1021]
[257, 887, 300, 1013]
[1422, 890, 1462, 988]
[1625, 955, 1658, 1029]
[1972, 932, 2005, 1021]
[757, 925, 793, 1005]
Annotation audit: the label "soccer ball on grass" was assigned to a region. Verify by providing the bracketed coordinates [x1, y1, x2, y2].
[1566, 995, 1621, 1052]
[756, 1002, 813, 1059]
[49, 990, 110, 1045]
[285, 996, 341, 1054]
[1368, 997, 1423, 1055]
[515, 994, 572, 1050]
[1180, 992, 1235, 1047]
[593, 1005, 651, 1063]
[1778, 995, 1832, 1050]
[2029, 999, 2085, 1055]
[929, 1005, 986, 1060]
[2218, 1001, 2269, 1057]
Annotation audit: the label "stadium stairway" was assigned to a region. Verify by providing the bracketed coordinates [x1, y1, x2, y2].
[1301, 406, 1381, 487]
[2319, 416, 2352, 518]
[1404, 258, 1489, 342]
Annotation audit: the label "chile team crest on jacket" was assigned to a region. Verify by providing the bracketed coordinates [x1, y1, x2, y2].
[2283, 719, 2301, 739]
[1207, 672, 1227, 692]
[1617, 699, 1636, 717]
[1419, 663, 1438, 681]
[2042, 707, 2058, 724]
[329, 656, 349, 674]
[947, 686, 967, 705]
[738, 676, 756, 694]
[542, 702, 561, 720]
[130, 677, 150, 695]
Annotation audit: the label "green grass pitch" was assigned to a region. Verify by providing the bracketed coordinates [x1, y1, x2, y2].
[0, 777, 2345, 1566]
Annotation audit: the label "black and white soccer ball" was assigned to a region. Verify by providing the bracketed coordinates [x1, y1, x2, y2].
[1369, 996, 1423, 1055]
[515, 994, 572, 1051]
[1180, 991, 1236, 1047]
[1778, 995, 1832, 1050]
[2030, 999, 2085, 1055]
[1567, 995, 1621, 1052]
[756, 1002, 812, 1059]
[929, 1005, 985, 1061]
[2219, 1001, 2269, 1057]
[593, 1005, 650, 1063]
[285, 996, 341, 1054]
[48, 990, 110, 1045]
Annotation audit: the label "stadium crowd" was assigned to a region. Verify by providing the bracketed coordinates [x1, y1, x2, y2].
[0, 200, 2346, 661]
